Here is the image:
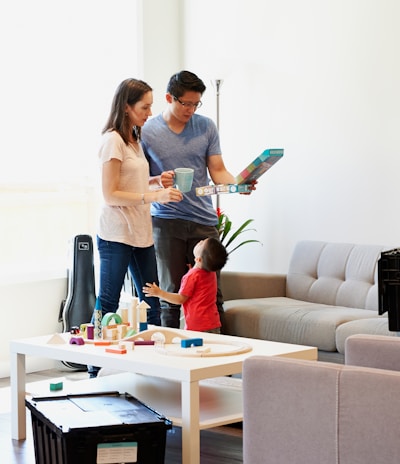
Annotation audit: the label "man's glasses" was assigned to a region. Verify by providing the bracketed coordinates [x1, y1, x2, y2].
[173, 96, 202, 110]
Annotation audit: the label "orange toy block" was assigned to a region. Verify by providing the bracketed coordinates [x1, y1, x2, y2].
[105, 347, 127, 354]
[94, 340, 111, 346]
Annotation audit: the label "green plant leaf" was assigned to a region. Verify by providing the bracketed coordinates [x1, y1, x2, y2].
[224, 219, 258, 248]
[219, 216, 232, 244]
[216, 211, 262, 254]
[228, 239, 262, 254]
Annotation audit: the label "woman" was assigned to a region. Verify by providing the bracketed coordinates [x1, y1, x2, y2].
[97, 78, 182, 328]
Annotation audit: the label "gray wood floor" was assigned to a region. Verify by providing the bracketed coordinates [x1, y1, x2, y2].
[0, 368, 243, 463]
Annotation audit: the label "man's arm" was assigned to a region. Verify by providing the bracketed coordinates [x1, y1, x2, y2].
[207, 154, 257, 192]
[207, 154, 236, 185]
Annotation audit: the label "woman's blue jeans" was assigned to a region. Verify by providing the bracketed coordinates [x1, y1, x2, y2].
[97, 236, 161, 325]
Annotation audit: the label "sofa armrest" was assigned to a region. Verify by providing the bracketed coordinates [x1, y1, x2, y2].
[220, 271, 287, 301]
[345, 334, 400, 371]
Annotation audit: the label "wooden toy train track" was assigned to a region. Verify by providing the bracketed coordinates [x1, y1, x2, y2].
[127, 328, 253, 357]
[66, 328, 253, 358]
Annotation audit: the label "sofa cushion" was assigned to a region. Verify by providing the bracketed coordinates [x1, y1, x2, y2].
[286, 241, 384, 310]
[335, 316, 393, 354]
[224, 297, 377, 351]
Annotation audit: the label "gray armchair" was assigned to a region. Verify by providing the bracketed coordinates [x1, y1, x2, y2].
[242, 334, 400, 464]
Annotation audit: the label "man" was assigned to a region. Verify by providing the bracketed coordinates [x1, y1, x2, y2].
[142, 70, 246, 330]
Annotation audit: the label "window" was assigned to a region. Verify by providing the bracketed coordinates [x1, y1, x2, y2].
[0, 0, 142, 276]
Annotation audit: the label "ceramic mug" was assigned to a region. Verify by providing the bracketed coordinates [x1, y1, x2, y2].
[174, 168, 194, 192]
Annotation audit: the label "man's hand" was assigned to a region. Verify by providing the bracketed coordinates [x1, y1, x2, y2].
[240, 179, 258, 195]
[160, 170, 175, 188]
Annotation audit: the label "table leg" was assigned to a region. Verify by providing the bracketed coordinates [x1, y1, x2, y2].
[181, 380, 200, 464]
[11, 351, 26, 440]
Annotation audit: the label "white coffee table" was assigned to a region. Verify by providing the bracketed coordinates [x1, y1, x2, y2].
[10, 328, 317, 464]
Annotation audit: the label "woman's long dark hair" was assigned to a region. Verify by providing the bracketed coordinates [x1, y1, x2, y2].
[102, 78, 152, 144]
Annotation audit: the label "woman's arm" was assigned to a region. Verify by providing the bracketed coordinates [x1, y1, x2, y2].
[102, 159, 182, 205]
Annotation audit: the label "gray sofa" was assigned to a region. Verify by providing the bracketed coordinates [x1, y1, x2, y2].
[242, 334, 400, 464]
[221, 240, 395, 362]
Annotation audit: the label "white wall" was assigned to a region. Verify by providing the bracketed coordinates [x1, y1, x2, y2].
[1, 276, 66, 378]
[141, 0, 184, 114]
[0, 187, 99, 377]
[175, 0, 400, 272]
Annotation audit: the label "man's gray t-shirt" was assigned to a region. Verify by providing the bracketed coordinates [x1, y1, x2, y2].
[141, 113, 221, 226]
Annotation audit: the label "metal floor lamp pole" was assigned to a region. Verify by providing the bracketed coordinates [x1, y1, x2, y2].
[212, 79, 223, 210]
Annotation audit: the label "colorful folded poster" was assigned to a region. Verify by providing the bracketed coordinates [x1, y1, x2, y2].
[235, 148, 284, 184]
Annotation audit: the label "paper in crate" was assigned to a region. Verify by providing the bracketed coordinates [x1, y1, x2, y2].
[235, 148, 284, 184]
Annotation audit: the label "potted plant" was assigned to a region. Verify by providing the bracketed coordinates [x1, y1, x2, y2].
[216, 207, 261, 254]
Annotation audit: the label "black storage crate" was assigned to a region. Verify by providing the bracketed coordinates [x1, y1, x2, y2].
[25, 391, 172, 464]
[378, 248, 400, 331]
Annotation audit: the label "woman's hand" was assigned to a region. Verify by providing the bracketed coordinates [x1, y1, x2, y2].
[156, 187, 183, 204]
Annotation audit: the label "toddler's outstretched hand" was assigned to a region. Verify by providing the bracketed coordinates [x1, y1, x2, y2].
[143, 282, 160, 297]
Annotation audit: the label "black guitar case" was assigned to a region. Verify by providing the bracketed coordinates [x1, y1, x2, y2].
[59, 234, 97, 370]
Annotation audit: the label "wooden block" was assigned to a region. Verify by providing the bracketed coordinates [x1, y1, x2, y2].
[105, 347, 127, 355]
[181, 338, 203, 348]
